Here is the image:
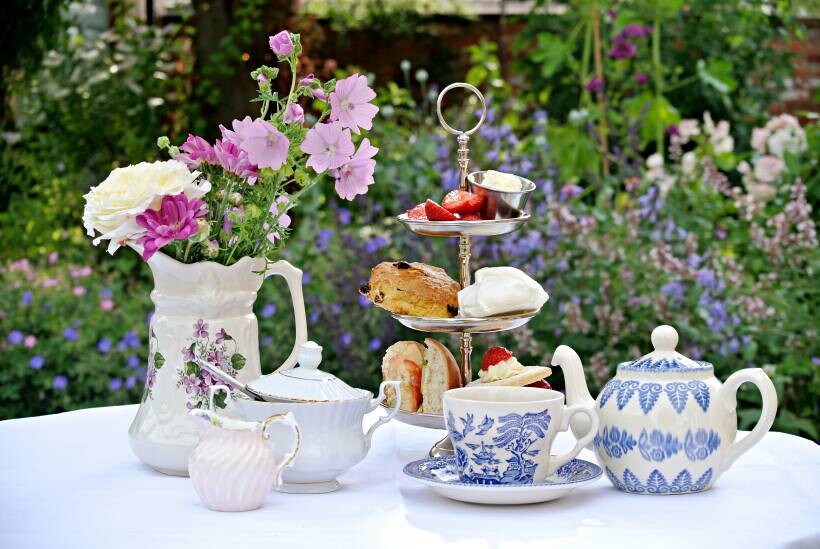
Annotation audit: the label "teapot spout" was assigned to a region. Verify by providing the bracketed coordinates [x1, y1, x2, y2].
[551, 345, 596, 440]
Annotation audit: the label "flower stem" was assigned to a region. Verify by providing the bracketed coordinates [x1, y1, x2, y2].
[590, 1, 609, 177]
[282, 58, 298, 115]
[652, 11, 664, 155]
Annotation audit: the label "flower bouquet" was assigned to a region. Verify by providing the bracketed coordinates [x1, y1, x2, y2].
[84, 30, 378, 266]
[80, 31, 379, 475]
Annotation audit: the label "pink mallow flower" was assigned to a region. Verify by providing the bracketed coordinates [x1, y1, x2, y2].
[300, 122, 355, 173]
[175, 134, 217, 170]
[300, 73, 315, 87]
[136, 194, 208, 261]
[283, 103, 305, 124]
[264, 197, 292, 244]
[332, 138, 378, 201]
[213, 139, 259, 185]
[100, 299, 114, 311]
[236, 118, 289, 170]
[329, 74, 379, 134]
[269, 31, 293, 56]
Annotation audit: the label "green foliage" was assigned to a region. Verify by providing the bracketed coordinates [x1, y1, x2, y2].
[301, 0, 467, 35]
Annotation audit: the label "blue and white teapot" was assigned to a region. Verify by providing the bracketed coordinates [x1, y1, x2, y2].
[552, 325, 777, 495]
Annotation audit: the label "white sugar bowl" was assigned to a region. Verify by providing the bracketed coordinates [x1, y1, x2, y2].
[553, 325, 778, 495]
[217, 341, 401, 493]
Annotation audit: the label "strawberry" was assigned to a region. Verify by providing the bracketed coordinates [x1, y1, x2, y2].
[526, 379, 552, 389]
[442, 190, 484, 214]
[406, 203, 427, 220]
[458, 214, 482, 221]
[482, 346, 514, 370]
[424, 199, 458, 221]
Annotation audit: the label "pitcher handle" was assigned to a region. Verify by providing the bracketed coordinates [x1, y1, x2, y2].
[261, 412, 301, 489]
[547, 403, 599, 477]
[718, 368, 777, 474]
[265, 260, 308, 372]
[364, 381, 401, 449]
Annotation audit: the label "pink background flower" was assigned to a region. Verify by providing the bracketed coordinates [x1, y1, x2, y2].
[300, 122, 354, 173]
[329, 74, 379, 133]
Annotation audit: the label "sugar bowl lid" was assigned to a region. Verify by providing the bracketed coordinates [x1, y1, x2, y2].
[247, 341, 368, 402]
[618, 325, 713, 373]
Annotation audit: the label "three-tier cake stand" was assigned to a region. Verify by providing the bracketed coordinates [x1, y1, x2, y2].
[382, 83, 542, 457]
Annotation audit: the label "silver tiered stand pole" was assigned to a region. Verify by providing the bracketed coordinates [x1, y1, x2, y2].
[385, 83, 537, 458]
[430, 83, 487, 456]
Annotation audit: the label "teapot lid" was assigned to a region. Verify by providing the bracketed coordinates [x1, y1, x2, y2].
[618, 325, 713, 373]
[247, 341, 369, 402]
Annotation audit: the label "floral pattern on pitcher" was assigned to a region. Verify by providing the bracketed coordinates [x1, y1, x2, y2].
[176, 319, 247, 409]
[143, 328, 162, 401]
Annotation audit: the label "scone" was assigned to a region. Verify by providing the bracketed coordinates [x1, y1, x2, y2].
[381, 341, 425, 412]
[420, 338, 461, 414]
[359, 261, 459, 318]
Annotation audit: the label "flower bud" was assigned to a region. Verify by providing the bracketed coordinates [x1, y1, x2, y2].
[400, 60, 411, 73]
[229, 192, 243, 205]
[194, 219, 211, 242]
[203, 239, 219, 258]
[156, 136, 170, 150]
[415, 69, 428, 83]
[216, 189, 227, 200]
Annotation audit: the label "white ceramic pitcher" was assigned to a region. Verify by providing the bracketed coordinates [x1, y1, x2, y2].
[128, 252, 307, 476]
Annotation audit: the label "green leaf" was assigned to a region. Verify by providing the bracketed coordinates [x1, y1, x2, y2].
[153, 352, 165, 369]
[185, 361, 200, 376]
[531, 34, 568, 79]
[546, 124, 600, 180]
[213, 391, 227, 409]
[697, 58, 738, 95]
[231, 354, 246, 370]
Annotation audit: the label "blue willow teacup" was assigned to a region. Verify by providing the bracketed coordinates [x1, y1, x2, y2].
[443, 386, 598, 485]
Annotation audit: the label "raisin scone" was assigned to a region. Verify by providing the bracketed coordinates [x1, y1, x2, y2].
[359, 261, 459, 318]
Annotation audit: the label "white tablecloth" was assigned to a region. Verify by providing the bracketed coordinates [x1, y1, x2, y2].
[1, 405, 818, 549]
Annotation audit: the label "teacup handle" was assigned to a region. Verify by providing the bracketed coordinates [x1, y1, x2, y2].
[208, 384, 231, 412]
[718, 368, 777, 474]
[548, 403, 599, 477]
[261, 412, 301, 489]
[265, 260, 308, 372]
[364, 381, 401, 449]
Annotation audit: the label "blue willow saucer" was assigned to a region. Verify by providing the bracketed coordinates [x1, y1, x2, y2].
[402, 457, 602, 505]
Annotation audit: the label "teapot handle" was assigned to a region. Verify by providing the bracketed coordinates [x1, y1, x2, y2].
[265, 260, 308, 372]
[364, 381, 401, 449]
[718, 368, 777, 474]
[261, 412, 301, 490]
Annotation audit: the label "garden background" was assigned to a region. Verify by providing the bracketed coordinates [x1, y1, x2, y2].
[1, 0, 818, 440]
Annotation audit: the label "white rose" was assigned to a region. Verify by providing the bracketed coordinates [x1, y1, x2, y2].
[753, 154, 784, 184]
[83, 160, 208, 254]
[681, 151, 697, 176]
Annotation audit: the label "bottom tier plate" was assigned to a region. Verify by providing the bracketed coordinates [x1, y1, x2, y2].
[403, 457, 602, 505]
[391, 310, 539, 334]
[382, 405, 445, 430]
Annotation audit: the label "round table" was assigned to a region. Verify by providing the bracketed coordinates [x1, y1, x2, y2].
[1, 405, 818, 548]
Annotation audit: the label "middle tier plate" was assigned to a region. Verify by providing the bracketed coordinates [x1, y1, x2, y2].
[391, 310, 539, 333]
[397, 213, 530, 237]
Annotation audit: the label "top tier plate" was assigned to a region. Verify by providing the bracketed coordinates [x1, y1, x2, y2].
[397, 213, 531, 238]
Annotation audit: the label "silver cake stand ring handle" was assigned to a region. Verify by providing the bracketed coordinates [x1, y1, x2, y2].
[435, 82, 487, 136]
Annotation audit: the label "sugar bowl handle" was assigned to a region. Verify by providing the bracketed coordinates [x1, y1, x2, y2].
[364, 381, 402, 449]
[265, 260, 308, 372]
[548, 403, 599, 477]
[718, 368, 777, 474]
[261, 412, 301, 489]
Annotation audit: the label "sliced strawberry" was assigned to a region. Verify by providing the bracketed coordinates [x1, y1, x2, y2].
[424, 199, 458, 221]
[458, 214, 482, 221]
[526, 379, 552, 389]
[482, 346, 514, 371]
[406, 203, 427, 220]
[442, 190, 484, 214]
